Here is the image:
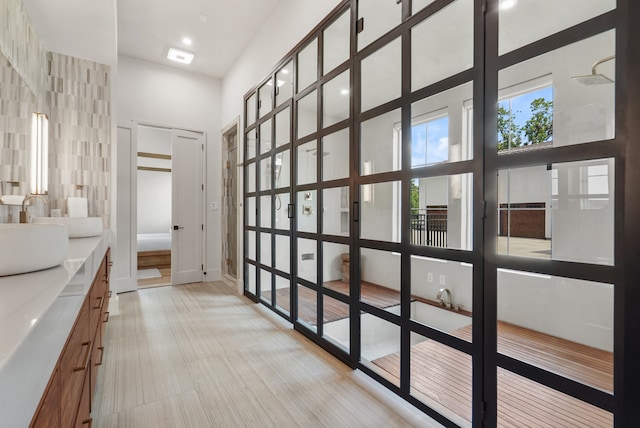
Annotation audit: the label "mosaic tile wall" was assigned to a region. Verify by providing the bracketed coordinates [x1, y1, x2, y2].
[0, 0, 46, 100]
[47, 53, 112, 228]
[0, 52, 35, 187]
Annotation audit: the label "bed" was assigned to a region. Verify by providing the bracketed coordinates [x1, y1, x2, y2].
[137, 233, 171, 269]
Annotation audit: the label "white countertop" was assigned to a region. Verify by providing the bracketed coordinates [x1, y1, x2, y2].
[0, 231, 110, 428]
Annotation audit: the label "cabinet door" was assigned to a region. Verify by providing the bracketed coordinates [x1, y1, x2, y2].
[30, 368, 61, 428]
[60, 301, 90, 427]
[74, 367, 91, 428]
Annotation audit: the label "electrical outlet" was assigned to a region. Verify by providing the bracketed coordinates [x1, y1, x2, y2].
[427, 272, 433, 283]
[439, 274, 446, 286]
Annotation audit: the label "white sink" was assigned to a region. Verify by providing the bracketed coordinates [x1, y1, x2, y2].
[0, 224, 69, 276]
[32, 217, 103, 238]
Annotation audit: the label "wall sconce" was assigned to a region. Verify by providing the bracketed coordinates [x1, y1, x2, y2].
[31, 112, 49, 195]
[362, 160, 373, 203]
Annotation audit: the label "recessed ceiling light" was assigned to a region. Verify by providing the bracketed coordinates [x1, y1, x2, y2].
[182, 37, 192, 46]
[281, 69, 289, 74]
[500, 0, 517, 10]
[167, 48, 194, 64]
[340, 89, 350, 95]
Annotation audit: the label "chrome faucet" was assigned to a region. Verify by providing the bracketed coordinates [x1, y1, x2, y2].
[20, 193, 48, 223]
[436, 288, 452, 309]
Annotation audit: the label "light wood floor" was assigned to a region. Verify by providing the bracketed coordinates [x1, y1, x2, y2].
[137, 268, 171, 289]
[92, 281, 440, 428]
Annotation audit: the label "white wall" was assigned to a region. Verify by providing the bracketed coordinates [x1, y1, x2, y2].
[116, 55, 222, 285]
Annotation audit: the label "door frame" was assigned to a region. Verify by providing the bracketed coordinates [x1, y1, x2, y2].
[221, 118, 242, 293]
[131, 120, 206, 288]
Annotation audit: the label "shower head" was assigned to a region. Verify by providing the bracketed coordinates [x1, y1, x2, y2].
[306, 148, 330, 156]
[571, 55, 615, 85]
[571, 73, 614, 85]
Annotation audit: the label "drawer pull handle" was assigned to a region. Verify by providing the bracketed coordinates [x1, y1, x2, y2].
[103, 311, 110, 323]
[74, 341, 92, 372]
[82, 418, 92, 427]
[108, 290, 112, 298]
[96, 346, 105, 366]
[94, 296, 104, 310]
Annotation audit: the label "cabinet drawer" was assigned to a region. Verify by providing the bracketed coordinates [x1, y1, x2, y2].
[60, 301, 90, 428]
[90, 324, 104, 402]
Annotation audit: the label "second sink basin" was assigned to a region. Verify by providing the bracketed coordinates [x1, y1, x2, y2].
[0, 224, 69, 276]
[32, 217, 104, 238]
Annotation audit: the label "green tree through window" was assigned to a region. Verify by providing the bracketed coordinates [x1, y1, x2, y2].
[498, 86, 553, 151]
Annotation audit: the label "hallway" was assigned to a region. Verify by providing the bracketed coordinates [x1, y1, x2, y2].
[91, 282, 439, 427]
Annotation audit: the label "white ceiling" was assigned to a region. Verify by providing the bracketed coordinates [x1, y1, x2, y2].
[22, 0, 283, 78]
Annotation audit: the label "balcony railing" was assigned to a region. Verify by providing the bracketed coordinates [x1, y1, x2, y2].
[410, 206, 447, 247]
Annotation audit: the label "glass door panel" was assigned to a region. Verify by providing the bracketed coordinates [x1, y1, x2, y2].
[410, 256, 472, 342]
[497, 368, 613, 427]
[297, 284, 318, 331]
[322, 128, 350, 181]
[323, 11, 350, 74]
[361, 38, 401, 112]
[360, 313, 400, 387]
[322, 187, 349, 236]
[297, 140, 318, 185]
[297, 39, 318, 92]
[275, 275, 291, 315]
[297, 190, 317, 233]
[276, 61, 294, 106]
[410, 332, 472, 427]
[357, 0, 402, 50]
[322, 242, 350, 296]
[322, 70, 350, 128]
[323, 294, 350, 352]
[360, 181, 402, 243]
[497, 269, 613, 393]
[360, 109, 401, 176]
[360, 248, 401, 311]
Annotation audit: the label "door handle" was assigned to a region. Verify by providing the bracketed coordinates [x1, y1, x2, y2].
[173, 225, 184, 230]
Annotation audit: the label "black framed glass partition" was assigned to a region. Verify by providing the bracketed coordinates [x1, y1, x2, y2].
[242, 0, 639, 425]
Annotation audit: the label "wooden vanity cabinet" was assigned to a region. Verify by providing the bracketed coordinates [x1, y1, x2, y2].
[30, 249, 111, 428]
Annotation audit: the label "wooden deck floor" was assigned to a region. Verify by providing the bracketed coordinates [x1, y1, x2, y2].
[373, 322, 613, 427]
[268, 280, 401, 325]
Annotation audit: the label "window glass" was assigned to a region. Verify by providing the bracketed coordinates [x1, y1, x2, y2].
[322, 69, 350, 128]
[323, 294, 350, 352]
[297, 190, 317, 234]
[274, 107, 291, 148]
[360, 109, 401, 176]
[275, 234, 290, 273]
[260, 195, 271, 229]
[247, 230, 256, 260]
[497, 270, 613, 393]
[361, 37, 401, 112]
[322, 242, 350, 296]
[274, 192, 290, 231]
[297, 39, 318, 92]
[246, 129, 256, 160]
[246, 162, 256, 193]
[411, 0, 473, 92]
[322, 187, 349, 236]
[410, 332, 472, 427]
[410, 173, 473, 251]
[259, 120, 272, 154]
[260, 269, 272, 303]
[259, 157, 271, 191]
[297, 90, 317, 139]
[360, 248, 401, 312]
[297, 284, 317, 331]
[297, 140, 318, 185]
[275, 275, 291, 315]
[361, 312, 400, 387]
[498, 158, 614, 265]
[246, 263, 256, 294]
[276, 61, 294, 106]
[498, 31, 615, 148]
[259, 82, 272, 118]
[410, 256, 472, 342]
[297, 238, 317, 284]
[322, 128, 350, 182]
[246, 197, 256, 227]
[360, 181, 402, 243]
[499, 0, 615, 55]
[246, 93, 256, 126]
[274, 150, 290, 189]
[323, 11, 350, 74]
[260, 232, 271, 267]
[357, 0, 402, 50]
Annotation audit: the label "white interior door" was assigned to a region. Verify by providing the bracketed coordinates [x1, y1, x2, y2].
[171, 129, 204, 285]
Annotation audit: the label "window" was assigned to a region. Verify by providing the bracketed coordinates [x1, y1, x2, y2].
[411, 114, 450, 167]
[498, 85, 553, 152]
